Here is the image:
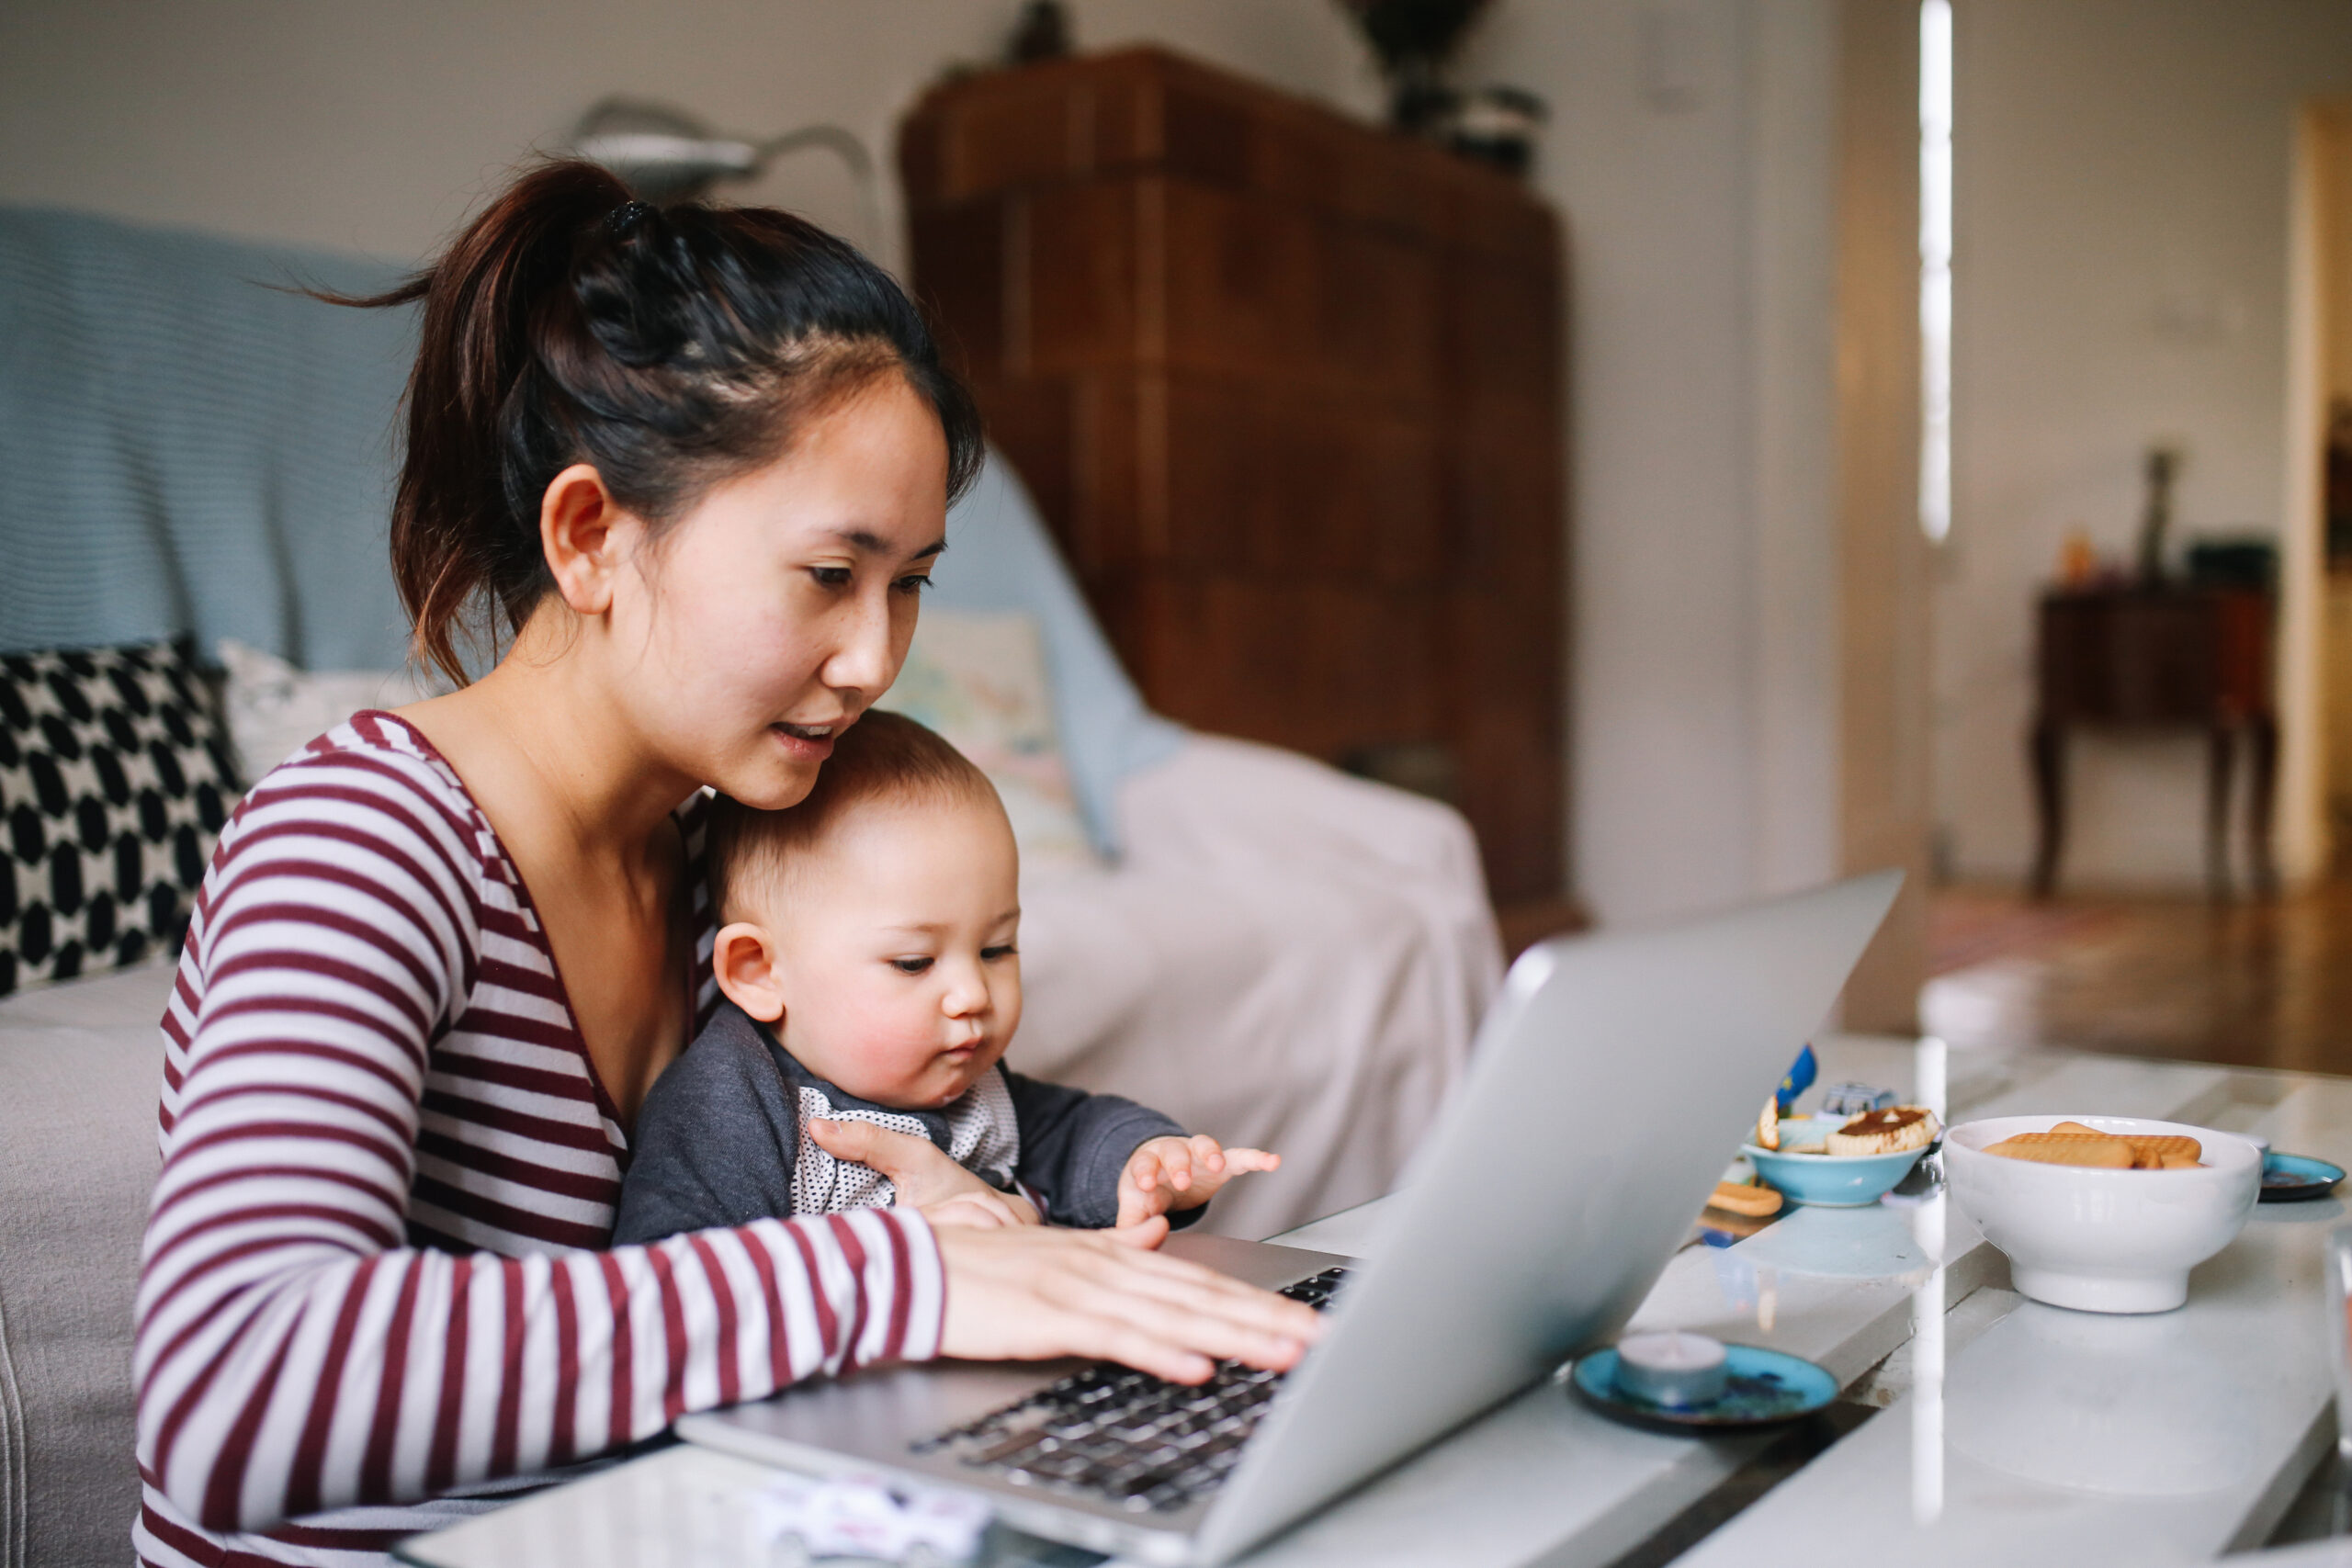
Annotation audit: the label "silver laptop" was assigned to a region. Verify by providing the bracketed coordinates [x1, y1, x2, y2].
[679, 871, 1901, 1565]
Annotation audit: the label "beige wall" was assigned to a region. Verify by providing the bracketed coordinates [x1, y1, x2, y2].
[1937, 0, 2352, 892]
[4, 0, 1920, 949]
[0, 1, 1378, 273]
[1461, 1, 1856, 928]
[1836, 0, 1930, 1031]
[1459, 2, 1929, 1030]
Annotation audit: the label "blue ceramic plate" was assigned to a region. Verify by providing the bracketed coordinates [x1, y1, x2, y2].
[1742, 1117, 1931, 1207]
[2260, 1152, 2346, 1202]
[1571, 1344, 1838, 1431]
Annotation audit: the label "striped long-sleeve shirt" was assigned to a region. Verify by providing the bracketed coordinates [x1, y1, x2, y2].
[133, 712, 944, 1566]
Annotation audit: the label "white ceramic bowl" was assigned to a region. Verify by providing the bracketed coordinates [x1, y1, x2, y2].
[1943, 1115, 2261, 1314]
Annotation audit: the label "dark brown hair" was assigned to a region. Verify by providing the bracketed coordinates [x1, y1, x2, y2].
[707, 710, 1001, 920]
[331, 160, 983, 684]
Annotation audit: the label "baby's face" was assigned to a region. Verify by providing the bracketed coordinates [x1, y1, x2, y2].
[753, 794, 1023, 1110]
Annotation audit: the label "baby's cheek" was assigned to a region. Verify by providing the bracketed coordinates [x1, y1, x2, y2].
[836, 995, 953, 1090]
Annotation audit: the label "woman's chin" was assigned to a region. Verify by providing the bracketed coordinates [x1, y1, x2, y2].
[715, 757, 822, 811]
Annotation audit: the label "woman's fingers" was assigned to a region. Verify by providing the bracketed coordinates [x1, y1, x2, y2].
[806, 1118, 934, 1178]
[932, 1225, 1325, 1383]
[808, 1119, 992, 1211]
[1059, 1273, 1316, 1373]
[923, 1191, 1016, 1229]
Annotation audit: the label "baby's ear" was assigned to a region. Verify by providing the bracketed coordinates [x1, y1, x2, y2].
[712, 920, 786, 1022]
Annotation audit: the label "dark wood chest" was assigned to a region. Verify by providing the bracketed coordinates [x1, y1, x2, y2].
[899, 47, 1567, 908]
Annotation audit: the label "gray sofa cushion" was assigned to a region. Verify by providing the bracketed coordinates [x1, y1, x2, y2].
[0, 962, 171, 1568]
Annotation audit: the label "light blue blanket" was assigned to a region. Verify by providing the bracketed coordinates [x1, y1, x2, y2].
[0, 206, 415, 671]
[0, 205, 1176, 849]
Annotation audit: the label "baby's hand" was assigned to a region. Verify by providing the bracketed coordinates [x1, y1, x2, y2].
[1116, 1135, 1280, 1228]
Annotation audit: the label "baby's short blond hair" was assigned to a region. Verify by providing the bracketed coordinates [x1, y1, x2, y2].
[707, 709, 1001, 921]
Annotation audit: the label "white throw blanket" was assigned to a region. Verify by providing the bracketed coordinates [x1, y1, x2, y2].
[1012, 735, 1505, 1239]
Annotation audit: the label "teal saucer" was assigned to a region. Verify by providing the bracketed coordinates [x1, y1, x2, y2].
[1571, 1344, 1838, 1431]
[2260, 1152, 2346, 1202]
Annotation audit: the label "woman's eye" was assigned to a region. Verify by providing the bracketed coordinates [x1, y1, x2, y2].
[890, 956, 934, 976]
[893, 573, 935, 596]
[808, 566, 853, 590]
[981, 944, 1017, 962]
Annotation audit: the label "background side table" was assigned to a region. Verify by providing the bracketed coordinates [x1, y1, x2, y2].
[2029, 585, 2277, 898]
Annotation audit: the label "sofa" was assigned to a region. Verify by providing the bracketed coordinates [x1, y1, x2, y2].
[0, 205, 1502, 1567]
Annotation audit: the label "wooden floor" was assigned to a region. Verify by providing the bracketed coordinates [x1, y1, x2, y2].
[1921, 881, 2352, 1076]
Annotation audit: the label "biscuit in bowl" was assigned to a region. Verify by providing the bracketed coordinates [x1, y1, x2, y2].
[1944, 1114, 2260, 1313]
[1985, 1133, 2134, 1168]
[1996, 1124, 2205, 1169]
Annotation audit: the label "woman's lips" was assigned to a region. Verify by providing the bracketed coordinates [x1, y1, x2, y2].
[769, 722, 836, 762]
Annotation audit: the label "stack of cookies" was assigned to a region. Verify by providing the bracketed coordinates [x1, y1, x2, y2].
[1984, 1121, 2203, 1169]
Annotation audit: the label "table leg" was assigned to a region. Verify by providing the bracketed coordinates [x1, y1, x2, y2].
[2030, 717, 2064, 899]
[2207, 725, 2235, 899]
[2249, 712, 2280, 897]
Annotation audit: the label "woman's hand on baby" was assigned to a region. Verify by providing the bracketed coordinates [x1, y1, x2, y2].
[805, 1119, 1041, 1227]
[933, 1220, 1323, 1384]
[921, 1190, 1037, 1230]
[1116, 1134, 1281, 1228]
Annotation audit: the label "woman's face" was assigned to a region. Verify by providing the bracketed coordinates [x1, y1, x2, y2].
[610, 374, 951, 809]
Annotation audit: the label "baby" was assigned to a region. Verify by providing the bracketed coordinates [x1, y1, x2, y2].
[615, 710, 1277, 1243]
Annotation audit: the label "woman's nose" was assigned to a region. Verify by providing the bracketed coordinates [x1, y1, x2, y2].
[822, 592, 897, 698]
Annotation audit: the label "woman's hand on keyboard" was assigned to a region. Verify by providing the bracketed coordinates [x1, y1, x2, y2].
[932, 1222, 1325, 1384]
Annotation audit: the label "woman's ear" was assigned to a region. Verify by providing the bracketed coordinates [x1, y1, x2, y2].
[713, 919, 788, 1022]
[539, 463, 629, 615]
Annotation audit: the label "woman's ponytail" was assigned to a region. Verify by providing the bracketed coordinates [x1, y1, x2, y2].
[326, 160, 981, 686]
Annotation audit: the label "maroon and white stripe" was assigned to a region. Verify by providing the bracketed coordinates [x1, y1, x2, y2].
[133, 713, 943, 1566]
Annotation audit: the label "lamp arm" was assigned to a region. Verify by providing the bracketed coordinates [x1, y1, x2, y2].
[751, 124, 883, 255]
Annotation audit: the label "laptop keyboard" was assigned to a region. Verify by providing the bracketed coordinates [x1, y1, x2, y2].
[910, 1266, 1350, 1514]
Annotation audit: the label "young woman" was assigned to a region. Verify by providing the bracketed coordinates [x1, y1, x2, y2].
[132, 162, 1321, 1566]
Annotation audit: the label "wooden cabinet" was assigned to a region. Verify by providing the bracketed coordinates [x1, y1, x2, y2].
[899, 47, 1567, 907]
[2030, 587, 2278, 897]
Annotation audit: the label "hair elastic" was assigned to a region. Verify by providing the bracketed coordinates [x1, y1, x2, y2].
[605, 199, 652, 236]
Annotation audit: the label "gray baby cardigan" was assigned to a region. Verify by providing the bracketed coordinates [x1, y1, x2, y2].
[613, 1000, 1193, 1243]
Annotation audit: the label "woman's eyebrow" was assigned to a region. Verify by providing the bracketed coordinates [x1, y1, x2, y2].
[826, 527, 948, 559]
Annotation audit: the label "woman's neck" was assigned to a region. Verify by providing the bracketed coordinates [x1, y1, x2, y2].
[408, 614, 695, 863]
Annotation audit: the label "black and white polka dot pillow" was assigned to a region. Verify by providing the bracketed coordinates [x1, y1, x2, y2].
[0, 639, 238, 996]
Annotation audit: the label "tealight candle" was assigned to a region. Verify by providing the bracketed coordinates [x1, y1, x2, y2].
[1613, 1331, 1729, 1408]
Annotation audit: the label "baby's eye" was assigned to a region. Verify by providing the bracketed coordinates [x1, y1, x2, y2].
[808, 566, 853, 590]
[890, 956, 934, 976]
[981, 944, 1017, 962]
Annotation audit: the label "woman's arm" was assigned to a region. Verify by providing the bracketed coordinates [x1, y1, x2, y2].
[137, 767, 940, 1533]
